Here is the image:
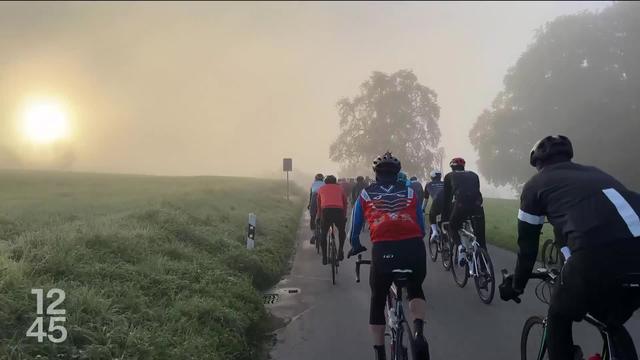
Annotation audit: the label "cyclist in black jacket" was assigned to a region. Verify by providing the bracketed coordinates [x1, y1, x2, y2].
[500, 135, 640, 360]
[442, 157, 486, 267]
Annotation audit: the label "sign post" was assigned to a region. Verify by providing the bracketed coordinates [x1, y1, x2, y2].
[283, 158, 292, 200]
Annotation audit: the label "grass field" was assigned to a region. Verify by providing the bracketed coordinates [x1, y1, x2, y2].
[0, 170, 303, 360]
[483, 198, 554, 252]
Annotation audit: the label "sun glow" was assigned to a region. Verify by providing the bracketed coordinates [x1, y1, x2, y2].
[21, 99, 71, 144]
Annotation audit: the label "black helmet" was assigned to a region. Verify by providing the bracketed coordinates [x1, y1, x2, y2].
[529, 135, 573, 167]
[356, 176, 364, 182]
[324, 175, 337, 184]
[372, 151, 401, 174]
[315, 173, 324, 181]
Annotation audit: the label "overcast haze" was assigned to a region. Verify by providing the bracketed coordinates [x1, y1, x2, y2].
[0, 1, 610, 194]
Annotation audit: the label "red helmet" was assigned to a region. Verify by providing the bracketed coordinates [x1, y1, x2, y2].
[449, 157, 466, 168]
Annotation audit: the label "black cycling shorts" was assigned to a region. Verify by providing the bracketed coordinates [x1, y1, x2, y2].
[547, 241, 640, 359]
[369, 238, 426, 325]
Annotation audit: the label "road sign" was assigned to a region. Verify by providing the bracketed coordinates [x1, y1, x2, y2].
[283, 158, 292, 172]
[283, 158, 292, 200]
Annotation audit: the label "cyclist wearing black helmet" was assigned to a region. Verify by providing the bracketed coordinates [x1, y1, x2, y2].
[425, 170, 445, 241]
[308, 173, 325, 244]
[348, 151, 428, 360]
[442, 157, 486, 267]
[500, 135, 640, 360]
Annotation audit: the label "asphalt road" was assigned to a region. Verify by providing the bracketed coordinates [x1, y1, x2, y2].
[269, 212, 640, 359]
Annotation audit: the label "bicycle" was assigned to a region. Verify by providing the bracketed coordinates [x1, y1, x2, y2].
[328, 224, 339, 285]
[502, 268, 639, 360]
[356, 255, 428, 360]
[314, 219, 321, 255]
[540, 237, 565, 271]
[427, 214, 453, 270]
[447, 217, 496, 304]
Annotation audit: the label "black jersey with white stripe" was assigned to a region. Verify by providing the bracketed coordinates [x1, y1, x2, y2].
[519, 161, 640, 250]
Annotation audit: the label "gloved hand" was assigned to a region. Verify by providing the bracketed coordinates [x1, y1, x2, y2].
[347, 244, 367, 258]
[499, 274, 523, 303]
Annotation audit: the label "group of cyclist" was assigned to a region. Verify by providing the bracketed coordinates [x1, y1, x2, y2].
[306, 135, 640, 360]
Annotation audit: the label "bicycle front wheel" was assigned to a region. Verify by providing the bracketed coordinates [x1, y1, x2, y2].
[521, 316, 548, 360]
[474, 247, 495, 304]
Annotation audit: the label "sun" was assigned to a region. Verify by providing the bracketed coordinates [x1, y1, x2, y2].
[21, 99, 71, 144]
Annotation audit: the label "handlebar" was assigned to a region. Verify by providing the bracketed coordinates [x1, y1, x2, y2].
[501, 268, 559, 282]
[355, 254, 371, 283]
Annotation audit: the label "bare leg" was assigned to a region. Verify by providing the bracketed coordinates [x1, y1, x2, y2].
[370, 324, 385, 346]
[409, 298, 426, 322]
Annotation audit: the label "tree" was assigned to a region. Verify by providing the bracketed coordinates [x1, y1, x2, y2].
[470, 2, 640, 190]
[330, 70, 441, 180]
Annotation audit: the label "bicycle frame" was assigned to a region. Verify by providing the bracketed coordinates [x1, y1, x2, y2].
[511, 269, 636, 360]
[530, 314, 612, 360]
[355, 257, 416, 360]
[388, 283, 407, 359]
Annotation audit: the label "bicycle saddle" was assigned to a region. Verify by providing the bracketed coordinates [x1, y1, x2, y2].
[619, 272, 640, 288]
[392, 269, 413, 287]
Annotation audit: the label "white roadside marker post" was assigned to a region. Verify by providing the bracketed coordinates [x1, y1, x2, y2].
[247, 213, 257, 250]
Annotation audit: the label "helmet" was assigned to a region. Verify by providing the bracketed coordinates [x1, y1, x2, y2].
[372, 151, 401, 173]
[449, 157, 466, 168]
[529, 135, 573, 167]
[324, 175, 337, 184]
[356, 176, 364, 182]
[315, 173, 324, 181]
[410, 176, 418, 181]
[430, 170, 442, 179]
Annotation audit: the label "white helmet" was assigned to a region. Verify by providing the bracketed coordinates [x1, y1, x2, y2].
[430, 170, 442, 179]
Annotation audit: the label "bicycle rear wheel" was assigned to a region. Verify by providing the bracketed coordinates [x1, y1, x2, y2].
[315, 226, 321, 254]
[397, 320, 421, 360]
[441, 235, 453, 270]
[330, 239, 336, 285]
[428, 231, 439, 262]
[521, 316, 548, 360]
[474, 247, 495, 304]
[542, 239, 564, 269]
[451, 245, 469, 288]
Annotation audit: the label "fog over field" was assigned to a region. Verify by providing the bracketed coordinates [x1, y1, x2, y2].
[0, 2, 610, 197]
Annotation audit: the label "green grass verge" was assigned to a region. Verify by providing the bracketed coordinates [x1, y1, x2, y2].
[0, 170, 303, 360]
[483, 198, 554, 253]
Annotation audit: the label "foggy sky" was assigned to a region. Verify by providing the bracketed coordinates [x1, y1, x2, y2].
[0, 1, 610, 194]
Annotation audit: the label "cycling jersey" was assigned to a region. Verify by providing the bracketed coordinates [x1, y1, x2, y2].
[443, 170, 482, 213]
[512, 161, 640, 360]
[350, 182, 425, 244]
[514, 161, 640, 289]
[424, 180, 444, 202]
[351, 180, 367, 205]
[316, 183, 347, 211]
[410, 180, 424, 207]
[308, 180, 325, 206]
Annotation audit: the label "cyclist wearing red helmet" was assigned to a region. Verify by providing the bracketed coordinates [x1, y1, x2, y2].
[442, 157, 486, 267]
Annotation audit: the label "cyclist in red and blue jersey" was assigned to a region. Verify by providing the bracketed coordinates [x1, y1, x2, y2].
[348, 151, 428, 360]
